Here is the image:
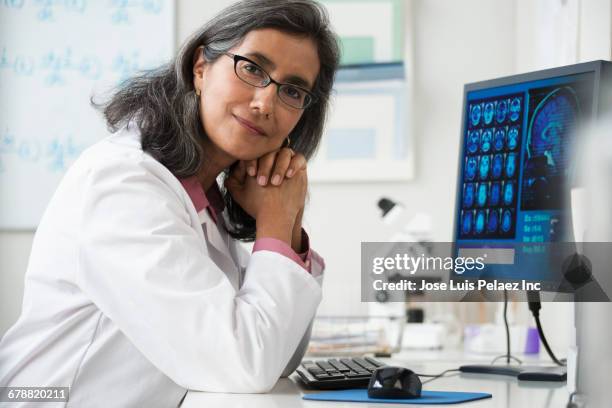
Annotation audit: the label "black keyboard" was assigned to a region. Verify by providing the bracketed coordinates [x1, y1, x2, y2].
[295, 357, 386, 389]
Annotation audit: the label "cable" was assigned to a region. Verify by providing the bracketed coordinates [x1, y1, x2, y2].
[527, 290, 566, 367]
[503, 289, 510, 364]
[489, 289, 523, 365]
[415, 369, 460, 385]
[490, 354, 523, 365]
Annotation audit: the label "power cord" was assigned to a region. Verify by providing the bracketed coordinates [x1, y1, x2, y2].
[416, 369, 461, 385]
[527, 290, 566, 367]
[490, 289, 523, 365]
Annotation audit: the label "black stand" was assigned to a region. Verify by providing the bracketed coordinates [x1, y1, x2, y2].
[459, 290, 567, 382]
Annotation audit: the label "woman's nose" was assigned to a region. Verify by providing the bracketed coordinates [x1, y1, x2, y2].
[250, 84, 277, 117]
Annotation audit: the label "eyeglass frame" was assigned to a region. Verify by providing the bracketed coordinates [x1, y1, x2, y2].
[224, 52, 317, 110]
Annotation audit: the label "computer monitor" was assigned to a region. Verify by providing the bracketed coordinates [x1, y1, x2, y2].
[452, 61, 612, 293]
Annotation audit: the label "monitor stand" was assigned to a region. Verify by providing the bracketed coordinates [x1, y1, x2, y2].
[458, 364, 566, 382]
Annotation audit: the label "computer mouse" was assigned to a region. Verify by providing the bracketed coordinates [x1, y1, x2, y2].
[367, 366, 422, 399]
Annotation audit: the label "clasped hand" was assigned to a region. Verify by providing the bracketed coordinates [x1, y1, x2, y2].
[225, 147, 308, 228]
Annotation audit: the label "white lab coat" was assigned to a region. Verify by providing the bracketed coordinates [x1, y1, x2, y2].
[0, 125, 324, 407]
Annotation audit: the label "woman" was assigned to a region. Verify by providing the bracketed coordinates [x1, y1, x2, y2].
[0, 0, 340, 406]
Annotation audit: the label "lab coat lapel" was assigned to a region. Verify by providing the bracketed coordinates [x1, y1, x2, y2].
[199, 212, 241, 290]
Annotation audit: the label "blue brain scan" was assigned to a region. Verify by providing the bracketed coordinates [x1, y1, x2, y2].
[470, 104, 482, 127]
[463, 183, 474, 208]
[492, 154, 503, 179]
[505, 152, 517, 177]
[510, 97, 521, 122]
[507, 127, 519, 150]
[503, 181, 514, 205]
[494, 128, 505, 151]
[484, 102, 495, 125]
[475, 210, 486, 234]
[487, 210, 499, 233]
[501, 209, 512, 233]
[522, 86, 581, 210]
[467, 130, 480, 154]
[465, 157, 477, 181]
[479, 155, 490, 180]
[462, 211, 473, 234]
[481, 129, 492, 153]
[477, 183, 488, 207]
[496, 99, 508, 123]
[490, 182, 501, 206]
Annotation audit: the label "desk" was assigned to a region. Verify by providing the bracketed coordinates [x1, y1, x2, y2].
[181, 351, 569, 408]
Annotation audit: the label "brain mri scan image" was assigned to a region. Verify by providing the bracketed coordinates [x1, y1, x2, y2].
[509, 97, 522, 122]
[496, 99, 508, 123]
[475, 210, 486, 234]
[463, 183, 475, 208]
[465, 157, 478, 181]
[503, 181, 514, 206]
[507, 126, 519, 150]
[470, 104, 482, 127]
[501, 209, 513, 233]
[481, 129, 492, 153]
[522, 85, 585, 210]
[484, 102, 495, 125]
[467, 130, 480, 154]
[505, 152, 517, 177]
[489, 182, 501, 206]
[462, 211, 473, 234]
[492, 154, 503, 179]
[477, 183, 488, 207]
[487, 209, 499, 233]
[479, 155, 490, 180]
[494, 128, 505, 151]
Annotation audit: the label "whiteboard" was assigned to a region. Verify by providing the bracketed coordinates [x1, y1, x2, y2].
[0, 0, 175, 229]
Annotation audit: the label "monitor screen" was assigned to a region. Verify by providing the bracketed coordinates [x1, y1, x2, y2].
[453, 62, 609, 289]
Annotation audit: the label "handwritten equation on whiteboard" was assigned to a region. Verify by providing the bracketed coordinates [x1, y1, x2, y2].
[2, 0, 163, 24]
[0, 127, 84, 173]
[0, 0, 174, 228]
[1, 47, 165, 85]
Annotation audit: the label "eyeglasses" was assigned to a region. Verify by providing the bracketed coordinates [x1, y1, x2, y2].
[225, 52, 316, 109]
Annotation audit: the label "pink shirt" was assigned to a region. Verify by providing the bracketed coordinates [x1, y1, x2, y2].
[179, 176, 323, 274]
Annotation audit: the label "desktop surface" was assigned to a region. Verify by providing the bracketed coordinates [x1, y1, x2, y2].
[181, 351, 569, 408]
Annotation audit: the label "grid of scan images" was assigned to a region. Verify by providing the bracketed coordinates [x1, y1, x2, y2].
[459, 94, 524, 239]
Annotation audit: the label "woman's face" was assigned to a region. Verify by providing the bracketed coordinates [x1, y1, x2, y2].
[193, 28, 320, 163]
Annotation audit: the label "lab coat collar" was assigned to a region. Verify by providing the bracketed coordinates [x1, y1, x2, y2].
[179, 176, 239, 288]
[178, 176, 224, 224]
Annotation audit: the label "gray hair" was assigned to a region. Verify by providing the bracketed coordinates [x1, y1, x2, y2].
[93, 0, 340, 240]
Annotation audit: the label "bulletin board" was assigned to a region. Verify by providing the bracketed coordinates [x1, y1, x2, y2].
[0, 0, 175, 229]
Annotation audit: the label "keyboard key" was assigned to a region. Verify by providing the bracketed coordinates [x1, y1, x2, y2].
[316, 361, 337, 373]
[345, 372, 372, 379]
[328, 359, 351, 372]
[303, 363, 326, 377]
[353, 357, 377, 372]
[364, 357, 386, 368]
[340, 359, 369, 374]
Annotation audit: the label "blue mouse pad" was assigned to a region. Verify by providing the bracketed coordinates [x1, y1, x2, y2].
[303, 389, 492, 404]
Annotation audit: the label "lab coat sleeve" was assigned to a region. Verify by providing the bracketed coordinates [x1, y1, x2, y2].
[235, 242, 325, 377]
[76, 155, 322, 393]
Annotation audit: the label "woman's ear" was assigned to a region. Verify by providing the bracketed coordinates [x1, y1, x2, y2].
[192, 46, 206, 94]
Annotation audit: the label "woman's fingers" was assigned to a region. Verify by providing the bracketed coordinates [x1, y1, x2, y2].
[285, 152, 306, 178]
[255, 151, 278, 186]
[249, 148, 306, 186]
[270, 148, 295, 185]
[245, 159, 258, 177]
